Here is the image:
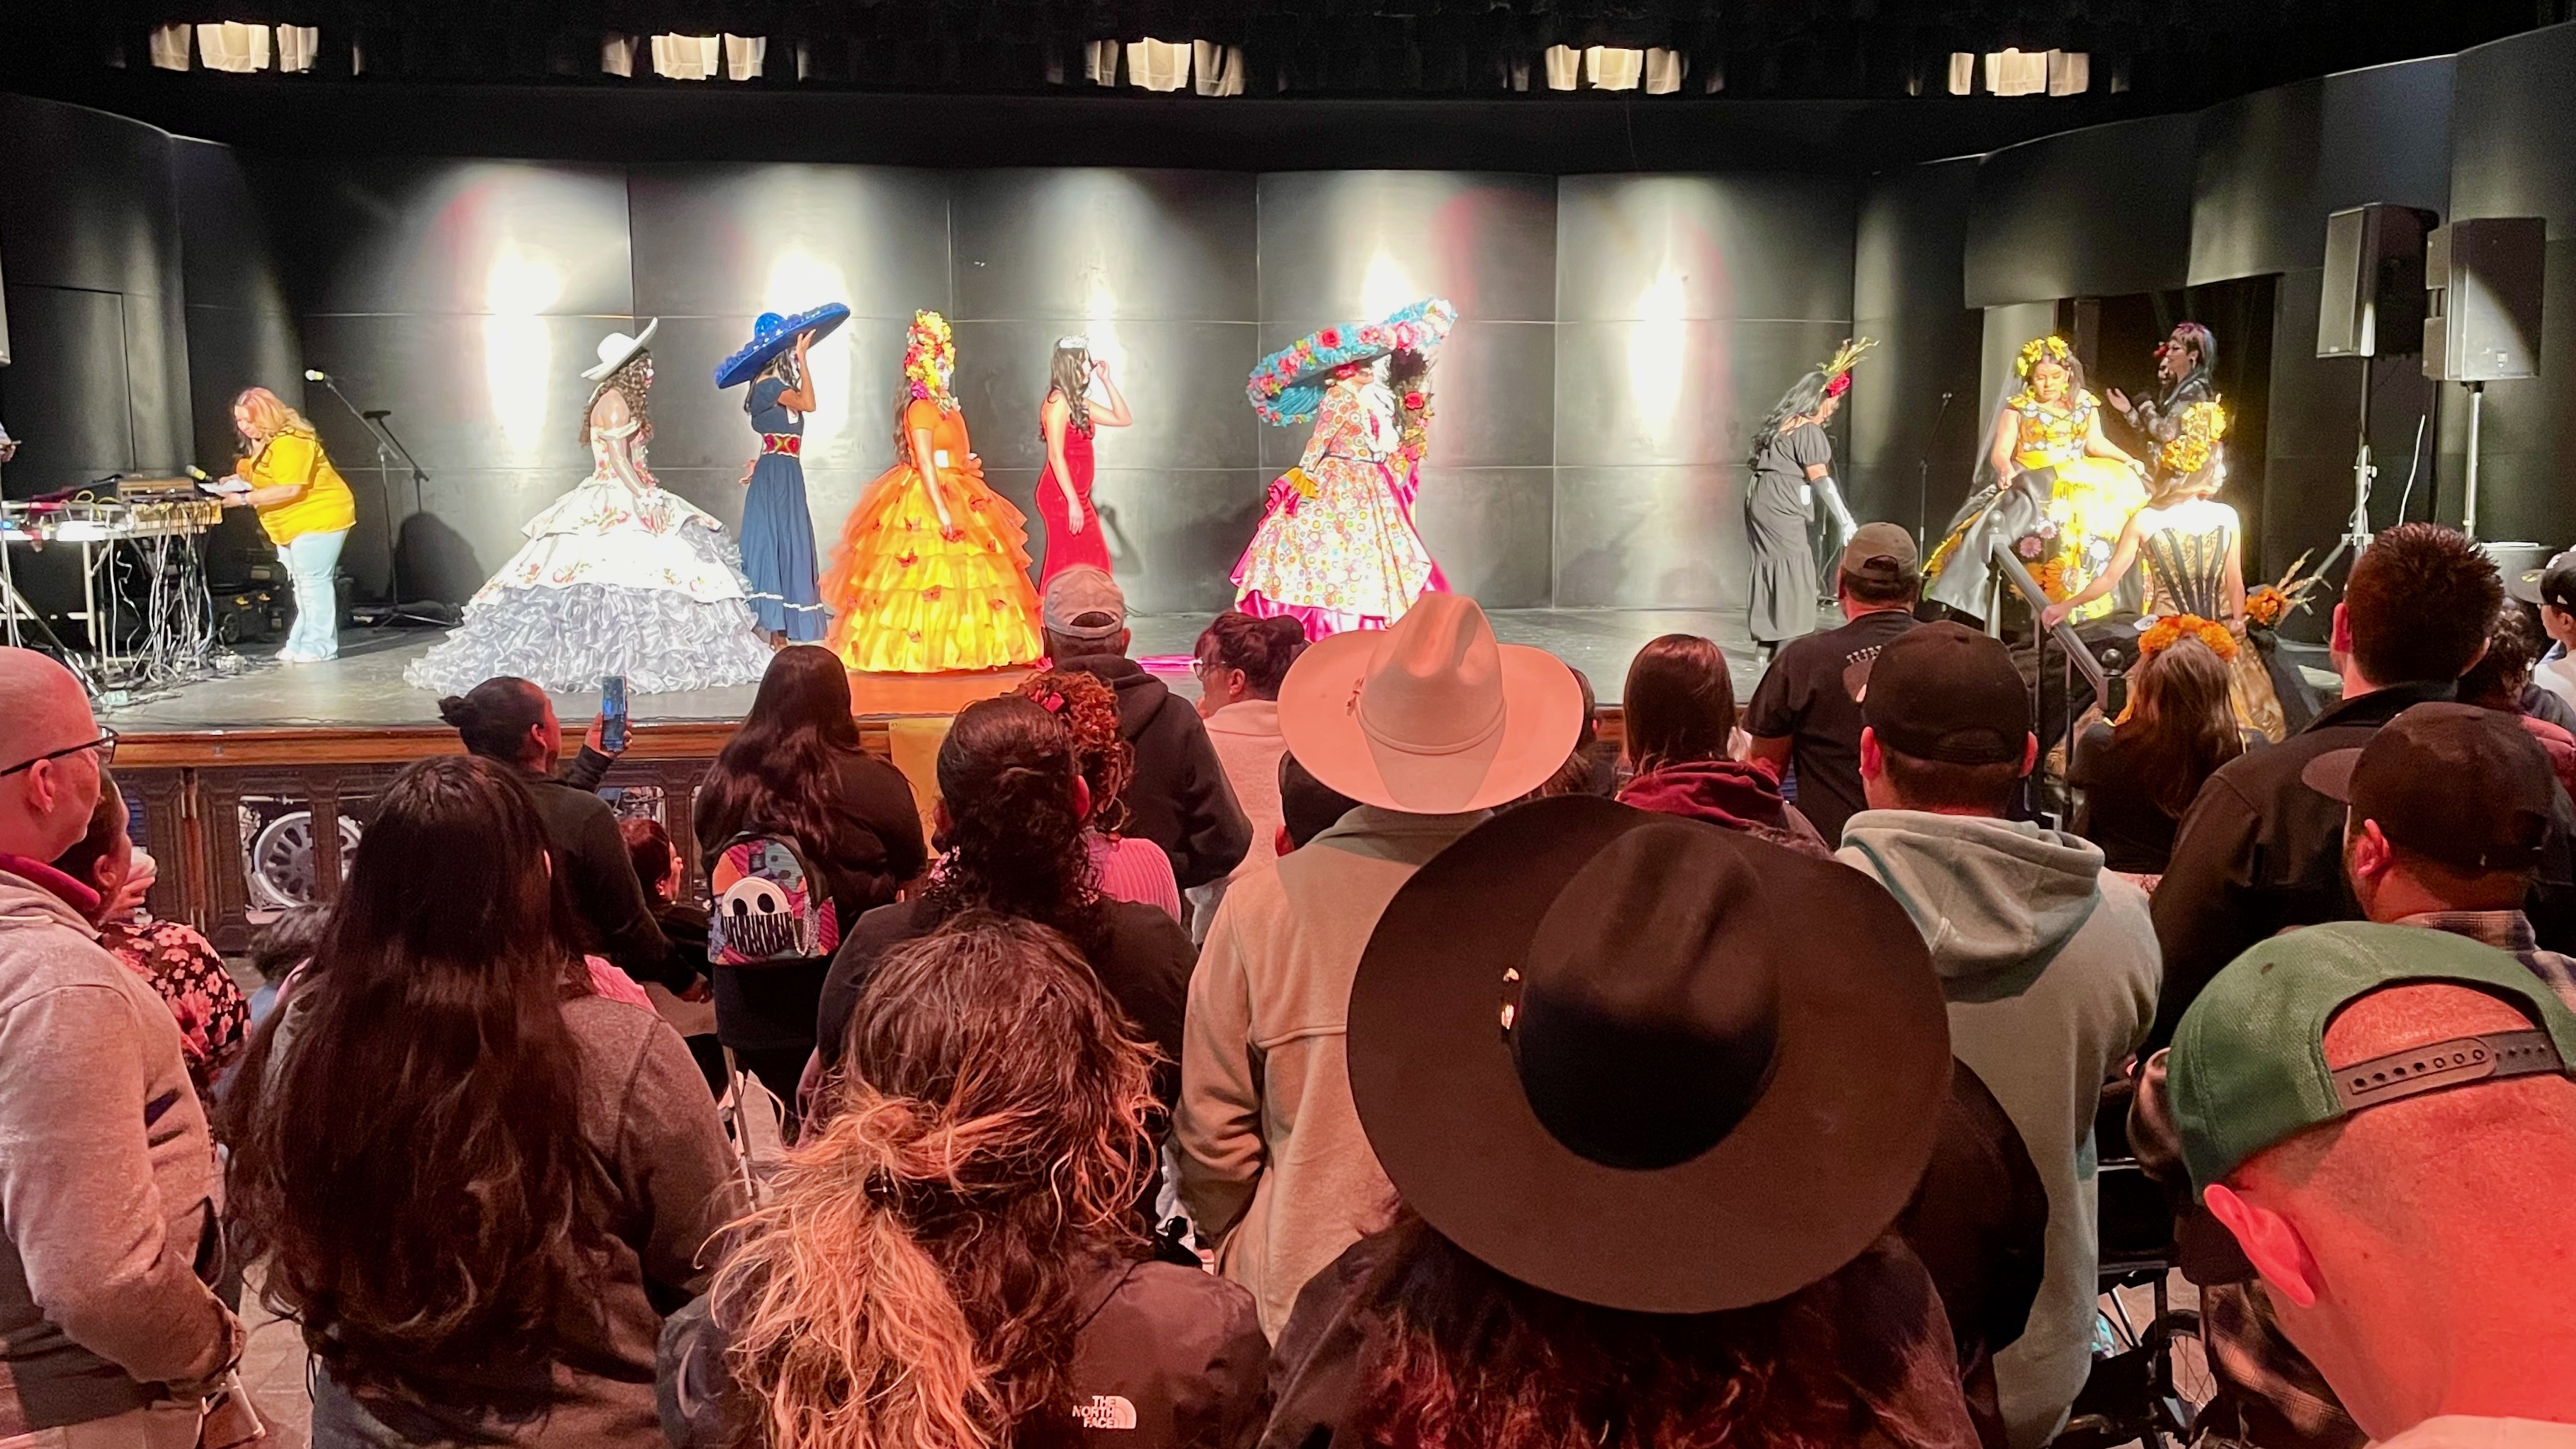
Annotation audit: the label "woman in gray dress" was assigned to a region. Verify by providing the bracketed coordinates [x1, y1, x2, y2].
[1746, 339, 1871, 653]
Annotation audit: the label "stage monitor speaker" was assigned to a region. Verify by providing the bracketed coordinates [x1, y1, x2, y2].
[2424, 217, 2545, 382]
[2316, 203, 2438, 359]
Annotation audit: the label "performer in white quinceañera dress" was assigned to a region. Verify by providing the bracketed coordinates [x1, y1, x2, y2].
[406, 322, 775, 695]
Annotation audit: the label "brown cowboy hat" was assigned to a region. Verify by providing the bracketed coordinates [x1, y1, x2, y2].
[1347, 795, 1951, 1312]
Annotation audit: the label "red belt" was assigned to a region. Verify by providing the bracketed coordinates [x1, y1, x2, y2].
[760, 433, 802, 456]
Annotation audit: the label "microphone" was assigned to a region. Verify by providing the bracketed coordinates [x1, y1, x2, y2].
[304, 369, 331, 383]
[184, 465, 212, 481]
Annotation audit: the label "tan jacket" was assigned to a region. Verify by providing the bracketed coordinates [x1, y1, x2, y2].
[0, 863, 238, 1435]
[1176, 806, 1486, 1339]
[1188, 701, 1288, 940]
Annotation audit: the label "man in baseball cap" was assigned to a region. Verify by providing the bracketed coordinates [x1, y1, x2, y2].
[2510, 548, 2576, 717]
[1839, 622, 2161, 1448]
[1742, 521, 1924, 846]
[2170, 921, 2576, 1447]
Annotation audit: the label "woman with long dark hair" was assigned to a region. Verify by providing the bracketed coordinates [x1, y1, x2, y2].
[1746, 339, 1871, 653]
[1015, 667, 1181, 921]
[662, 916, 1266, 1449]
[815, 695, 1195, 1108]
[1616, 634, 1829, 856]
[695, 644, 926, 1104]
[2067, 635, 2245, 875]
[226, 754, 739, 1449]
[1035, 336, 1134, 587]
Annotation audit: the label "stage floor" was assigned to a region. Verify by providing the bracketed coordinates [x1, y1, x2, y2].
[98, 607, 1764, 735]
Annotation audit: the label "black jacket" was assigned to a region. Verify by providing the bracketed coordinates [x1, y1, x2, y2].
[659, 1252, 1269, 1449]
[692, 744, 929, 1057]
[527, 751, 671, 989]
[1062, 654, 1253, 890]
[2149, 679, 2576, 1050]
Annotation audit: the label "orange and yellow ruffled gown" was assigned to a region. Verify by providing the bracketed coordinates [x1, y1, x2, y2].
[822, 398, 1043, 673]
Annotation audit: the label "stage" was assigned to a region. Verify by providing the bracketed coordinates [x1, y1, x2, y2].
[102, 606, 1760, 763]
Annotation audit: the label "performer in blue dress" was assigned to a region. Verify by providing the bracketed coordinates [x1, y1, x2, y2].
[717, 305, 849, 644]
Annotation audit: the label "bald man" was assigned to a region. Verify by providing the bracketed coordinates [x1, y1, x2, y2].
[2171, 922, 2576, 1448]
[0, 648, 239, 1442]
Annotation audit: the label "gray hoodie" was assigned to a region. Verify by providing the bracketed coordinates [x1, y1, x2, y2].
[0, 863, 239, 1435]
[1840, 812, 2158, 1449]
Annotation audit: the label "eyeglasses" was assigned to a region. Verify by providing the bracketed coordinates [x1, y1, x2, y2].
[0, 729, 118, 778]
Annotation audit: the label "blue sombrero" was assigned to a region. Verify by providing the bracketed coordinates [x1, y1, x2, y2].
[714, 302, 852, 390]
[1248, 298, 1458, 427]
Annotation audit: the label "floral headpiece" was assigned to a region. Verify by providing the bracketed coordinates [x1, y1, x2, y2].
[2156, 399, 2230, 478]
[2014, 335, 2076, 378]
[2139, 613, 2239, 663]
[1818, 336, 1878, 399]
[904, 309, 955, 403]
[1249, 298, 1458, 426]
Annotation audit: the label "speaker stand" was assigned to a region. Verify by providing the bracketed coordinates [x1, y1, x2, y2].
[2461, 382, 2487, 540]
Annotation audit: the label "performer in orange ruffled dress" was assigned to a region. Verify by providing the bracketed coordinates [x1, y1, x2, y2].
[821, 310, 1043, 674]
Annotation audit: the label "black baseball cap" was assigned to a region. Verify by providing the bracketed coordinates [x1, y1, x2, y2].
[1862, 622, 2031, 766]
[2508, 550, 2576, 611]
[2300, 702, 2557, 874]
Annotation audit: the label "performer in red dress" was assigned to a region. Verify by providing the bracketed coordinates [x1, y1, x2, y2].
[1035, 336, 1133, 586]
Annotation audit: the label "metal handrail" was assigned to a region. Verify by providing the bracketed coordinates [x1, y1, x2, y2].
[1992, 542, 2110, 700]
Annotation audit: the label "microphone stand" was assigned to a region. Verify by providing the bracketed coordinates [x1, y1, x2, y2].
[310, 375, 447, 626]
[1917, 392, 1956, 552]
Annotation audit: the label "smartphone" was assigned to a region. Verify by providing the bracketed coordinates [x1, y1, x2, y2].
[601, 675, 630, 754]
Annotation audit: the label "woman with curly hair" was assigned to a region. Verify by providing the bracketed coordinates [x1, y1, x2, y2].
[662, 915, 1267, 1449]
[225, 754, 739, 1449]
[1015, 667, 1181, 921]
[816, 695, 1196, 1114]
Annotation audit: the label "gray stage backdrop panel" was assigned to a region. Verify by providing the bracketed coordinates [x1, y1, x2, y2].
[626, 164, 954, 322]
[1965, 114, 2198, 308]
[2189, 59, 2456, 288]
[1554, 319, 1856, 470]
[1256, 172, 1558, 325]
[950, 318, 1261, 475]
[1553, 465, 1752, 610]
[1415, 465, 1555, 609]
[950, 169, 1258, 324]
[269, 158, 636, 320]
[1554, 174, 1859, 324]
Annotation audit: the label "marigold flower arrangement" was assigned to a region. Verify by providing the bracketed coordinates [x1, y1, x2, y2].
[2015, 334, 2076, 377]
[902, 309, 956, 406]
[2245, 550, 2324, 630]
[2156, 399, 2229, 478]
[2140, 613, 2238, 661]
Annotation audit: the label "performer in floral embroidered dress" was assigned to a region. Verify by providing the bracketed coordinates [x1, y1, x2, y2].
[1923, 335, 2149, 625]
[407, 322, 773, 695]
[1233, 299, 1454, 639]
[820, 310, 1043, 674]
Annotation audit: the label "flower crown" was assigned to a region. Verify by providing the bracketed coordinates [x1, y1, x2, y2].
[2015, 335, 2076, 378]
[2139, 613, 2238, 663]
[1818, 336, 1878, 399]
[904, 309, 955, 402]
[2156, 399, 2230, 477]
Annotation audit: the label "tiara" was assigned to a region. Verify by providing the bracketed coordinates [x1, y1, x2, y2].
[1057, 335, 1089, 352]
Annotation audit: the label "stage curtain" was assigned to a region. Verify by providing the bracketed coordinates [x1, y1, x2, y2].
[149, 23, 191, 69]
[196, 21, 269, 72]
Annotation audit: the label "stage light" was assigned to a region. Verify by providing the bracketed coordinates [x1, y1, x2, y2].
[1084, 268, 1126, 378]
[1630, 261, 1691, 437]
[482, 244, 560, 460]
[1361, 249, 1417, 324]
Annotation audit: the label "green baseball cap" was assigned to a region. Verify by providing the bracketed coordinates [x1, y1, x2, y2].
[2171, 921, 2576, 1193]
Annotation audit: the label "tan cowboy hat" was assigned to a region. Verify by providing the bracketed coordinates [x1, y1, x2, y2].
[1277, 593, 1582, 814]
[581, 319, 660, 380]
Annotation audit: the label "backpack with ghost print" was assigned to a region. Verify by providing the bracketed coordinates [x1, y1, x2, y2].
[705, 831, 838, 967]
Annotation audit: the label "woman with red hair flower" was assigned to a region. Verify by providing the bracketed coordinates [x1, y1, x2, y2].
[1746, 339, 1873, 655]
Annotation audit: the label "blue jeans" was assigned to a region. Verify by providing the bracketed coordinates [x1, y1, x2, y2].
[280, 528, 346, 660]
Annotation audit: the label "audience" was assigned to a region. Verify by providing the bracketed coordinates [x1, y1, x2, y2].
[695, 645, 927, 1111]
[2172, 923, 2576, 1447]
[2152, 523, 2576, 1051]
[226, 754, 740, 1449]
[1744, 522, 1924, 846]
[1838, 623, 2159, 1449]
[619, 815, 725, 1097]
[662, 916, 1269, 1449]
[2067, 637, 2246, 876]
[1180, 592, 1582, 1337]
[2514, 549, 2576, 714]
[0, 648, 240, 1442]
[440, 676, 675, 991]
[51, 768, 251, 1113]
[2458, 606, 2576, 795]
[1042, 565, 1253, 891]
[1617, 632, 1829, 856]
[1016, 667, 1184, 922]
[816, 695, 1196, 1115]
[1190, 610, 1308, 933]
[1276, 750, 1360, 854]
[1525, 666, 1620, 800]
[1266, 796, 1978, 1448]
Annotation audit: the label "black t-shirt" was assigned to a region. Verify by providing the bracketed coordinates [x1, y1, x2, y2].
[2066, 724, 2183, 875]
[1742, 608, 1920, 847]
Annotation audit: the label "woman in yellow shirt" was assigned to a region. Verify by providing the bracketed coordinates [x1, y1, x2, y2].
[219, 387, 358, 663]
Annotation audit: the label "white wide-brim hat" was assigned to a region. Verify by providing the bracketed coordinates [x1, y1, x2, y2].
[1278, 592, 1584, 815]
[582, 318, 660, 380]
